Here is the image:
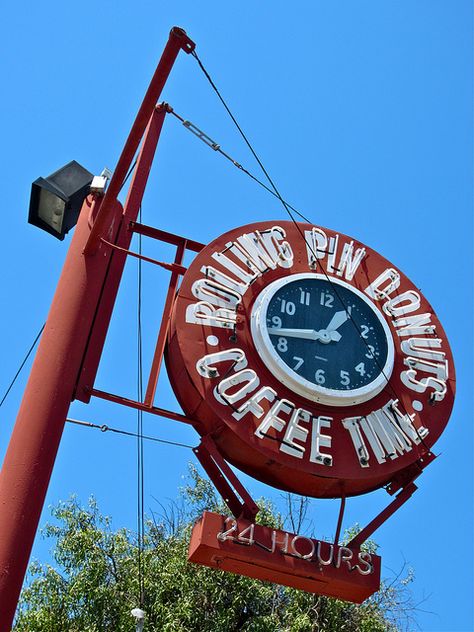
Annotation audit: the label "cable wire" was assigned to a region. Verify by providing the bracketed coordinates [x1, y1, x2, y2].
[66, 418, 193, 449]
[190, 50, 432, 448]
[0, 323, 45, 409]
[136, 206, 146, 608]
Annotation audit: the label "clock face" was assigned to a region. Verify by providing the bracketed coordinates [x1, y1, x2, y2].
[251, 273, 395, 406]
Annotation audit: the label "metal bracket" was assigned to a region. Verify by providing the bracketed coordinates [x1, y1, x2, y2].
[347, 451, 436, 548]
[348, 482, 418, 549]
[194, 436, 259, 521]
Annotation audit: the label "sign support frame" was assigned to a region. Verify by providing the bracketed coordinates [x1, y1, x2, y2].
[0, 27, 195, 630]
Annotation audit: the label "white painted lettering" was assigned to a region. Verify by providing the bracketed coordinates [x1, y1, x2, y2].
[196, 349, 247, 379]
[232, 386, 277, 422]
[400, 337, 445, 363]
[255, 399, 293, 439]
[192, 278, 241, 309]
[365, 268, 400, 300]
[342, 417, 370, 467]
[383, 290, 421, 317]
[280, 408, 310, 459]
[336, 240, 366, 281]
[309, 416, 333, 466]
[400, 369, 448, 401]
[215, 369, 260, 406]
[186, 301, 236, 329]
[394, 312, 435, 337]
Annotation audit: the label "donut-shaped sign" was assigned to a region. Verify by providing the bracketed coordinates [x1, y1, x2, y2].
[166, 221, 455, 498]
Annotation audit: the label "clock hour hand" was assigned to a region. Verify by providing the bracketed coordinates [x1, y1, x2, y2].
[325, 310, 348, 332]
[323, 310, 348, 341]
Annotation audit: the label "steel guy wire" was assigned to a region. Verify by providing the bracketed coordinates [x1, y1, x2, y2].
[136, 205, 145, 608]
[189, 50, 433, 445]
[0, 323, 45, 410]
[66, 418, 194, 449]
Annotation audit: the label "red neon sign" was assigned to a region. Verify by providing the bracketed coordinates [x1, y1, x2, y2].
[167, 220, 455, 498]
[189, 512, 381, 603]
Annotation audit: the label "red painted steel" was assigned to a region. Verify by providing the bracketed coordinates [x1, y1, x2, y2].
[130, 221, 205, 252]
[84, 28, 195, 254]
[333, 495, 346, 546]
[194, 436, 259, 520]
[144, 241, 186, 406]
[348, 482, 418, 549]
[90, 388, 199, 427]
[188, 512, 381, 603]
[77, 108, 167, 402]
[100, 239, 187, 275]
[0, 29, 193, 629]
[0, 196, 123, 629]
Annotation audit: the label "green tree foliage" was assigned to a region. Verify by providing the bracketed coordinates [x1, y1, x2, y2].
[15, 467, 416, 631]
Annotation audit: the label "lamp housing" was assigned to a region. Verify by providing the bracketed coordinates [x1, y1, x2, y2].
[28, 160, 93, 240]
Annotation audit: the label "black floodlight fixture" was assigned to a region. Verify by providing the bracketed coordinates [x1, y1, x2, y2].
[28, 161, 94, 240]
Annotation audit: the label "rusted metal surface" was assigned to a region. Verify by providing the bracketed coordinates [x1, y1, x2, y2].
[189, 511, 381, 603]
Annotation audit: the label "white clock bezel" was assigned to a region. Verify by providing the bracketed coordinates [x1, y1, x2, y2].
[250, 273, 395, 407]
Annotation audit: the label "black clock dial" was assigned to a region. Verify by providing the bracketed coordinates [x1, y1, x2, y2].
[265, 278, 389, 392]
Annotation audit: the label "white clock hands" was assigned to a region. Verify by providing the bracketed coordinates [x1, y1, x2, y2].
[267, 326, 342, 344]
[324, 310, 348, 333]
[268, 310, 349, 344]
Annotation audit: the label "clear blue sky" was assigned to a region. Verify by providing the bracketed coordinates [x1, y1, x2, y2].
[1, 2, 472, 630]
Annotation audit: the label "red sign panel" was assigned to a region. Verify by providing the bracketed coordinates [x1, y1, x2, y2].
[167, 221, 455, 497]
[189, 512, 381, 603]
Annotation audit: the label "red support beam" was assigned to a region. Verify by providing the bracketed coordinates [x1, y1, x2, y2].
[194, 436, 260, 521]
[0, 196, 123, 630]
[348, 483, 418, 549]
[0, 28, 194, 629]
[89, 387, 200, 428]
[84, 27, 195, 254]
[144, 241, 185, 406]
[130, 221, 205, 253]
[76, 107, 168, 402]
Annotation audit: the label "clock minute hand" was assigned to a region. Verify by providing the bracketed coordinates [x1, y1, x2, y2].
[268, 327, 323, 341]
[268, 327, 341, 344]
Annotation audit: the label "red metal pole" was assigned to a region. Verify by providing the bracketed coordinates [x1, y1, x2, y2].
[85, 27, 195, 254]
[0, 27, 194, 629]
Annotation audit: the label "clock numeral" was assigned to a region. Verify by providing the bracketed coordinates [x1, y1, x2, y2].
[299, 290, 310, 306]
[271, 316, 282, 328]
[293, 356, 304, 371]
[340, 370, 350, 386]
[320, 292, 334, 308]
[355, 362, 366, 376]
[315, 368, 326, 385]
[365, 344, 375, 359]
[277, 337, 288, 352]
[360, 325, 369, 339]
[280, 299, 296, 315]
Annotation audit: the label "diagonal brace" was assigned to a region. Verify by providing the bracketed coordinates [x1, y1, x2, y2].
[194, 436, 259, 521]
[348, 482, 418, 549]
